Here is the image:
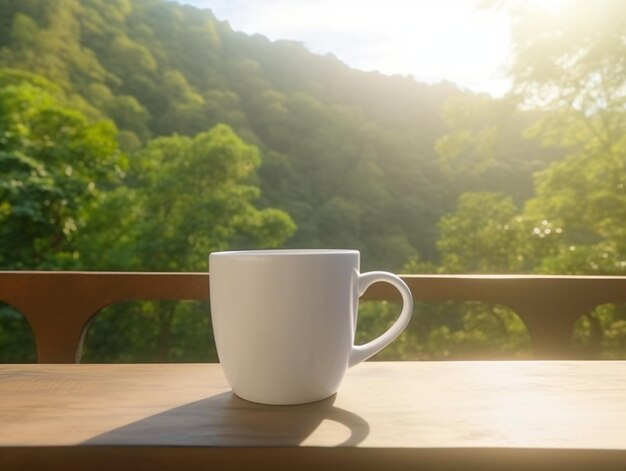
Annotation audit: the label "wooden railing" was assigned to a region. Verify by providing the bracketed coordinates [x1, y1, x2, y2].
[1, 272, 625, 363]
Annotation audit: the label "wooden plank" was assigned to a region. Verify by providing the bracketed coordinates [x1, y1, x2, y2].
[1, 362, 626, 450]
[3, 447, 626, 471]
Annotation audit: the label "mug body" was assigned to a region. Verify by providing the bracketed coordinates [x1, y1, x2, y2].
[210, 249, 359, 405]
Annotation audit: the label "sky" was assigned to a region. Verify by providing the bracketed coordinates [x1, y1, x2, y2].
[173, 1, 542, 97]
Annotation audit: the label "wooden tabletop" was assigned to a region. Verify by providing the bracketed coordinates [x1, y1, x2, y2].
[1, 362, 626, 470]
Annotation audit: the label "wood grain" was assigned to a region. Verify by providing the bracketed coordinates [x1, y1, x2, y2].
[1, 362, 626, 469]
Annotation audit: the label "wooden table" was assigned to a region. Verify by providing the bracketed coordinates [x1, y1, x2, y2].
[1, 362, 626, 470]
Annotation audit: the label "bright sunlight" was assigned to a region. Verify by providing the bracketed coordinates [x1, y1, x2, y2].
[179, 0, 514, 96]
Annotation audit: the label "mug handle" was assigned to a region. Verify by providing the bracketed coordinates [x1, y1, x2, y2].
[349, 271, 413, 367]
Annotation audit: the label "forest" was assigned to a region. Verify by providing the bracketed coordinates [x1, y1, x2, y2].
[0, 0, 624, 362]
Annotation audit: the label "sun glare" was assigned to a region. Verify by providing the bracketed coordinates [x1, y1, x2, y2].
[528, 0, 566, 14]
[181, 0, 576, 96]
[203, 0, 514, 96]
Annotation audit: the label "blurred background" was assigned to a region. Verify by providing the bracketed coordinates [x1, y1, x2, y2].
[0, 0, 624, 362]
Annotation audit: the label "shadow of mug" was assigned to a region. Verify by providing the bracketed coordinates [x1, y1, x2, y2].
[83, 392, 370, 447]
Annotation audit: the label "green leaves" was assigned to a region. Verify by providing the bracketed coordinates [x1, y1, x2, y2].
[436, 95, 511, 177]
[437, 192, 524, 273]
[508, 0, 626, 116]
[507, 0, 626, 276]
[79, 124, 296, 272]
[435, 1, 626, 277]
[0, 69, 123, 268]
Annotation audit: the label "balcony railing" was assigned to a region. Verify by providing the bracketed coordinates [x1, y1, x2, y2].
[1, 271, 625, 363]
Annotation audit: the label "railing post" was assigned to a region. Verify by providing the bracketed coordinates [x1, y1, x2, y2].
[29, 313, 89, 363]
[5, 288, 106, 363]
[512, 308, 579, 359]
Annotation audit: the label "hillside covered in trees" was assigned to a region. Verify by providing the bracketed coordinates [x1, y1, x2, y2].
[0, 0, 552, 271]
[1, 0, 624, 361]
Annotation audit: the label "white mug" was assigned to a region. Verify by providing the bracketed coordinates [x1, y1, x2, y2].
[209, 249, 413, 405]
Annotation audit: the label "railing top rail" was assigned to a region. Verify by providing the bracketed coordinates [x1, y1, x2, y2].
[1, 271, 625, 363]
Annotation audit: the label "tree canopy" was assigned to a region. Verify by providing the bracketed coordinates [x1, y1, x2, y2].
[0, 0, 556, 269]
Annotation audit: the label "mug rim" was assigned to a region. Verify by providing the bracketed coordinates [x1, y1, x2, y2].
[210, 249, 359, 257]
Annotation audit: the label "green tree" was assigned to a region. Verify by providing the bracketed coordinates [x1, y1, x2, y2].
[507, 0, 626, 275]
[81, 124, 295, 270]
[0, 68, 123, 268]
[437, 192, 524, 273]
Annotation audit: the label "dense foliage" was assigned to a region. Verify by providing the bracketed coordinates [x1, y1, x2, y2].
[0, 0, 624, 362]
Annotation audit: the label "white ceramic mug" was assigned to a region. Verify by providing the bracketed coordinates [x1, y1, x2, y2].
[209, 249, 413, 405]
